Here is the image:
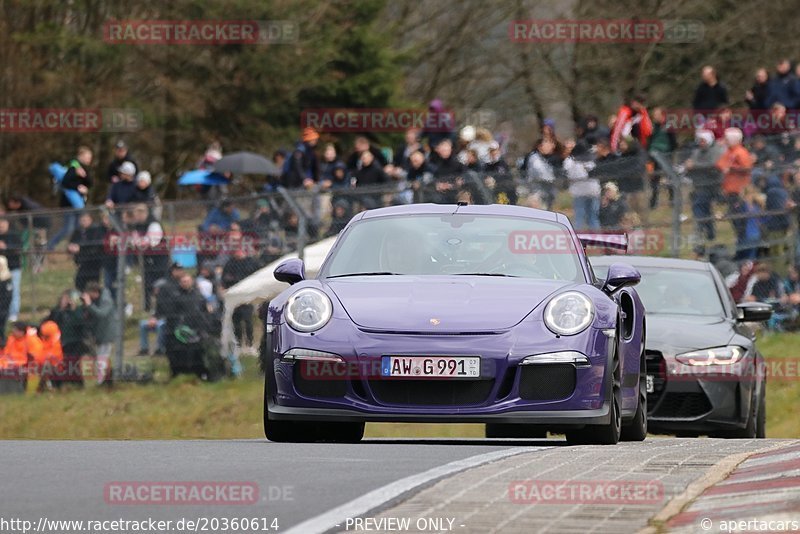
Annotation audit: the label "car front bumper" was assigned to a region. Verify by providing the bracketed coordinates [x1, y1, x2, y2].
[263, 318, 619, 426]
[645, 350, 759, 433]
[266, 397, 612, 425]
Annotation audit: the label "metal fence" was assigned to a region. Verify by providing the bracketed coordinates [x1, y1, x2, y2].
[3, 191, 307, 386]
[2, 133, 798, 385]
[652, 135, 798, 267]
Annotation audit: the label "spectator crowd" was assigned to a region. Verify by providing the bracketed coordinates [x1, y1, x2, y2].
[4, 57, 800, 389]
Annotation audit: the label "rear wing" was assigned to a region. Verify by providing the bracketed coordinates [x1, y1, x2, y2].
[577, 232, 628, 252]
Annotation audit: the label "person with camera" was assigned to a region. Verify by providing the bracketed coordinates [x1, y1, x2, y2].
[45, 290, 88, 388]
[81, 282, 117, 385]
[162, 273, 218, 379]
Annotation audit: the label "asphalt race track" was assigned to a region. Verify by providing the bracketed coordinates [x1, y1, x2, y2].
[0, 440, 521, 530]
[0, 438, 798, 533]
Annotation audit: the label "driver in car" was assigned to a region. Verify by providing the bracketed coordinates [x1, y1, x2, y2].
[380, 230, 432, 274]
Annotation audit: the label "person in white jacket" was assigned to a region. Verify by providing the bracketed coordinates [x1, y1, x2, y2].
[526, 139, 557, 209]
[563, 142, 600, 230]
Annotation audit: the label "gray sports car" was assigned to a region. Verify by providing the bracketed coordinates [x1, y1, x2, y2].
[590, 256, 772, 438]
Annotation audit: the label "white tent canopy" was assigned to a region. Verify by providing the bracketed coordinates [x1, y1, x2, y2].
[220, 236, 337, 357]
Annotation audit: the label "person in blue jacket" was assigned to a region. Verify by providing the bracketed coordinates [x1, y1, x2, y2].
[104, 161, 138, 208]
[47, 146, 93, 251]
[766, 59, 799, 109]
[200, 200, 240, 233]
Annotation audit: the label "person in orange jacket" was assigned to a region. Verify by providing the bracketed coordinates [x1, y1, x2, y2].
[716, 127, 755, 200]
[1, 322, 44, 392]
[37, 321, 64, 388]
[0, 322, 29, 391]
[1, 322, 35, 368]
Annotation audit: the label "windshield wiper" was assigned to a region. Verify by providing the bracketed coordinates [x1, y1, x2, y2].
[326, 272, 399, 278]
[455, 273, 519, 277]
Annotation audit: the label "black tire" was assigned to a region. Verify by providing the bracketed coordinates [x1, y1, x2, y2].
[621, 345, 647, 442]
[264, 409, 365, 443]
[264, 416, 308, 443]
[325, 421, 366, 443]
[566, 351, 622, 445]
[263, 402, 306, 442]
[263, 379, 364, 443]
[485, 424, 547, 439]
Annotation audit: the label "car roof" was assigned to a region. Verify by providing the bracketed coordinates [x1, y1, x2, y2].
[356, 203, 565, 223]
[589, 255, 713, 271]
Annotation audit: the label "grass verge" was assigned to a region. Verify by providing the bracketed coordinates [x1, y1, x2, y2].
[0, 331, 797, 439]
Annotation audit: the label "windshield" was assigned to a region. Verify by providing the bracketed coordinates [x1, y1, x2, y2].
[593, 265, 725, 316]
[323, 214, 585, 281]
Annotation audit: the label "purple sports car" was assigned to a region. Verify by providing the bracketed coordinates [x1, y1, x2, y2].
[263, 203, 646, 444]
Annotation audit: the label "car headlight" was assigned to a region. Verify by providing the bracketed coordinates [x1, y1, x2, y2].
[285, 288, 332, 332]
[675, 346, 744, 366]
[544, 291, 594, 335]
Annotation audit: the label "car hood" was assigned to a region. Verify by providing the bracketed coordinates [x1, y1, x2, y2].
[325, 276, 573, 332]
[646, 314, 735, 354]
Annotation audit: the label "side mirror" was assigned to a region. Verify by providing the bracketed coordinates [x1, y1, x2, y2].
[602, 263, 641, 295]
[274, 258, 305, 285]
[737, 302, 773, 323]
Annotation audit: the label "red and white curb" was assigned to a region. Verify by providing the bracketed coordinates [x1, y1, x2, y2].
[665, 443, 800, 532]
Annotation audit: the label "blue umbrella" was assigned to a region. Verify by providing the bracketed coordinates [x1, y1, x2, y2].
[49, 161, 85, 208]
[178, 169, 230, 186]
[49, 162, 67, 182]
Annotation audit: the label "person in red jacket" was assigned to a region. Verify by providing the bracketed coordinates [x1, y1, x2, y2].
[611, 94, 653, 152]
[728, 261, 756, 303]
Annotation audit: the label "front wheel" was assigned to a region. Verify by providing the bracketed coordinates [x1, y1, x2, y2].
[565, 353, 622, 445]
[621, 349, 647, 442]
[264, 379, 364, 443]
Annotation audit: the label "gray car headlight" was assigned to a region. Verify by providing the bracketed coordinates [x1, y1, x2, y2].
[285, 288, 332, 332]
[544, 291, 594, 335]
[675, 346, 744, 366]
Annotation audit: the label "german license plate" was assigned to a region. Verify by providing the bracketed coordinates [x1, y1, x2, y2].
[646, 375, 654, 394]
[381, 356, 480, 378]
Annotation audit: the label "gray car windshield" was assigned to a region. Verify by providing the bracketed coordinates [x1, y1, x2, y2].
[324, 214, 584, 281]
[593, 265, 725, 316]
